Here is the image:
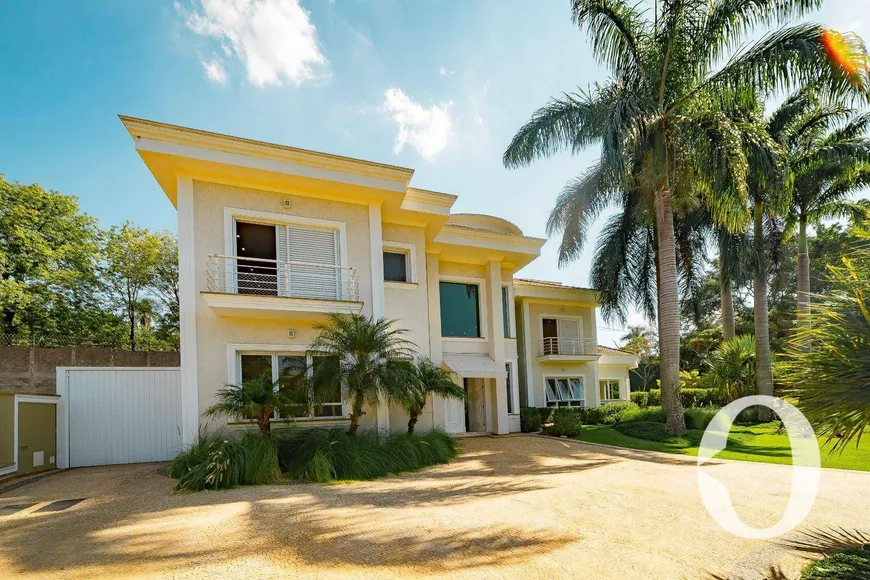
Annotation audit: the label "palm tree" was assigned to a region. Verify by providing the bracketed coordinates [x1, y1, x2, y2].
[503, 0, 867, 435]
[707, 334, 757, 402]
[774, 90, 870, 323]
[396, 358, 466, 434]
[309, 313, 416, 435]
[780, 230, 870, 449]
[204, 372, 304, 437]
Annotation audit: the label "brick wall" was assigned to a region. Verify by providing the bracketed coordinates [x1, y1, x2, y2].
[0, 347, 180, 394]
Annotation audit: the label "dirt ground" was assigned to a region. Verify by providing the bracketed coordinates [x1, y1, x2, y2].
[1, 435, 869, 579]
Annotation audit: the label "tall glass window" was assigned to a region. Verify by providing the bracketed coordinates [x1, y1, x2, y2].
[502, 286, 511, 337]
[440, 282, 481, 338]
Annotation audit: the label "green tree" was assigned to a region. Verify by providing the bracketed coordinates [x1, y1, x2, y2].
[779, 233, 870, 449]
[103, 222, 164, 351]
[152, 232, 179, 336]
[503, 0, 867, 434]
[309, 313, 416, 435]
[0, 176, 103, 337]
[706, 334, 757, 402]
[396, 358, 466, 434]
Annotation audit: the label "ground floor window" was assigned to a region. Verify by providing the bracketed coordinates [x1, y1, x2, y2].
[599, 379, 621, 402]
[505, 362, 515, 414]
[545, 377, 585, 407]
[238, 352, 343, 419]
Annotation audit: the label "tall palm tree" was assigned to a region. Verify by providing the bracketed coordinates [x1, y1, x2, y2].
[773, 90, 870, 323]
[309, 313, 416, 435]
[396, 358, 466, 434]
[503, 0, 867, 435]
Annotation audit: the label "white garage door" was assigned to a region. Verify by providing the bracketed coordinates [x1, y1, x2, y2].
[60, 368, 182, 468]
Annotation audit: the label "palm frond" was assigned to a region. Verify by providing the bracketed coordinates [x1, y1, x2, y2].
[571, 0, 648, 80]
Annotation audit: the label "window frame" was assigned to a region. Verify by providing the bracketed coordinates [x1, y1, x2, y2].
[439, 275, 487, 341]
[381, 241, 416, 287]
[230, 344, 345, 422]
[501, 283, 515, 338]
[505, 361, 519, 415]
[544, 376, 586, 408]
[599, 378, 622, 402]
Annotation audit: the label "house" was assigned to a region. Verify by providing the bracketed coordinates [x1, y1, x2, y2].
[120, 116, 637, 443]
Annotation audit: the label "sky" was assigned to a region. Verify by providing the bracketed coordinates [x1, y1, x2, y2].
[0, 0, 866, 347]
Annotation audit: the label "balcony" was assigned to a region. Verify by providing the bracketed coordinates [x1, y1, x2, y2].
[202, 254, 362, 319]
[537, 337, 599, 362]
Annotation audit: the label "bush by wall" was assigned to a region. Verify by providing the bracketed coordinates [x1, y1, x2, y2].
[683, 406, 719, 430]
[538, 407, 554, 425]
[630, 391, 649, 407]
[520, 406, 542, 432]
[275, 428, 459, 483]
[581, 402, 639, 425]
[546, 407, 583, 437]
[169, 432, 281, 492]
[620, 405, 668, 423]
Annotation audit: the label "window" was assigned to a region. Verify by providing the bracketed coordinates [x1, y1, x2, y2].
[545, 377, 585, 407]
[505, 362, 515, 414]
[440, 281, 481, 338]
[383, 251, 408, 282]
[541, 317, 582, 355]
[599, 379, 621, 401]
[238, 352, 343, 419]
[502, 286, 511, 337]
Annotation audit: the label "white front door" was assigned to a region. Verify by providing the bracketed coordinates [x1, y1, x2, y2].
[467, 378, 487, 432]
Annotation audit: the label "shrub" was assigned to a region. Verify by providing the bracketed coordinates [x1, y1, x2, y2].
[801, 548, 870, 579]
[520, 407, 542, 432]
[583, 402, 639, 425]
[538, 407, 554, 425]
[546, 407, 583, 437]
[630, 391, 649, 407]
[620, 405, 667, 423]
[613, 421, 703, 447]
[735, 405, 769, 425]
[169, 431, 281, 492]
[647, 388, 719, 408]
[706, 334, 757, 403]
[275, 427, 458, 483]
[683, 406, 719, 430]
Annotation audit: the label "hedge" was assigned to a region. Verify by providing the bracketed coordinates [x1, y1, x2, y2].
[630, 391, 649, 407]
[580, 402, 639, 425]
[644, 388, 720, 408]
[520, 407, 542, 432]
[545, 407, 583, 437]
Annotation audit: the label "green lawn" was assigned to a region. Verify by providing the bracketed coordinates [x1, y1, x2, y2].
[573, 422, 870, 472]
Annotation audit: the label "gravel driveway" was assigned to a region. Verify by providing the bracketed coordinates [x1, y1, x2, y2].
[1, 435, 868, 579]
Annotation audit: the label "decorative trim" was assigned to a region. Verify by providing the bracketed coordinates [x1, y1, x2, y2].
[202, 292, 363, 317]
[385, 281, 418, 290]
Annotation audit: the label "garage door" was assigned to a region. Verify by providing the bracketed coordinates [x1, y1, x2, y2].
[59, 368, 182, 468]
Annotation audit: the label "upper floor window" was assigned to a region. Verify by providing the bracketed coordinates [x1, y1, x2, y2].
[440, 281, 480, 338]
[383, 251, 408, 282]
[541, 317, 582, 355]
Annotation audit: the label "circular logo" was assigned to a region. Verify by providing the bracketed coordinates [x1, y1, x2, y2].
[696, 396, 821, 539]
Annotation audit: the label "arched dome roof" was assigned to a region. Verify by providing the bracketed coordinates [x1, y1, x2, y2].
[446, 213, 524, 236]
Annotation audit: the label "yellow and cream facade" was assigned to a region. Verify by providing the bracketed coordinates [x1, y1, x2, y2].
[122, 116, 637, 444]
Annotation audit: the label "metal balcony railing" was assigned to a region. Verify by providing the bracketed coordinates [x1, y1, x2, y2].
[206, 254, 359, 302]
[539, 337, 598, 357]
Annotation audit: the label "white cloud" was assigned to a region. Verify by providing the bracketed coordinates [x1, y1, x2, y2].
[475, 116, 484, 126]
[382, 87, 453, 160]
[439, 66, 454, 76]
[201, 58, 228, 83]
[180, 0, 327, 87]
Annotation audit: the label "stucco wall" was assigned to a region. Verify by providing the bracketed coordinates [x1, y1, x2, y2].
[0, 395, 13, 467]
[191, 180, 377, 429]
[598, 364, 632, 401]
[17, 401, 57, 476]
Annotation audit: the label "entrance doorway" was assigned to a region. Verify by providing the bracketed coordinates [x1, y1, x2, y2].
[463, 378, 487, 432]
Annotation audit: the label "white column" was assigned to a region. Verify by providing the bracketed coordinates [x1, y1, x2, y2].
[485, 260, 509, 434]
[425, 253, 446, 428]
[522, 300, 534, 407]
[369, 203, 389, 431]
[177, 176, 199, 447]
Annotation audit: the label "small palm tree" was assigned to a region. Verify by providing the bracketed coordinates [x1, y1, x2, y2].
[204, 372, 304, 437]
[310, 313, 416, 435]
[397, 358, 466, 434]
[707, 334, 757, 403]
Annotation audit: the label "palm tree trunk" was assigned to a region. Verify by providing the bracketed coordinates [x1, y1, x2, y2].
[347, 400, 365, 435]
[753, 199, 775, 421]
[797, 214, 811, 326]
[720, 259, 736, 341]
[407, 410, 419, 434]
[654, 184, 686, 436]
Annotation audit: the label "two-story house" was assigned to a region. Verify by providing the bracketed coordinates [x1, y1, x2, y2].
[121, 116, 637, 445]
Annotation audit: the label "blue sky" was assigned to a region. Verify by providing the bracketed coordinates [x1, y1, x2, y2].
[0, 0, 866, 346]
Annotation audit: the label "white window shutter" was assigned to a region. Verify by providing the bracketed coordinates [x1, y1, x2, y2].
[285, 226, 340, 300]
[276, 226, 290, 296]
